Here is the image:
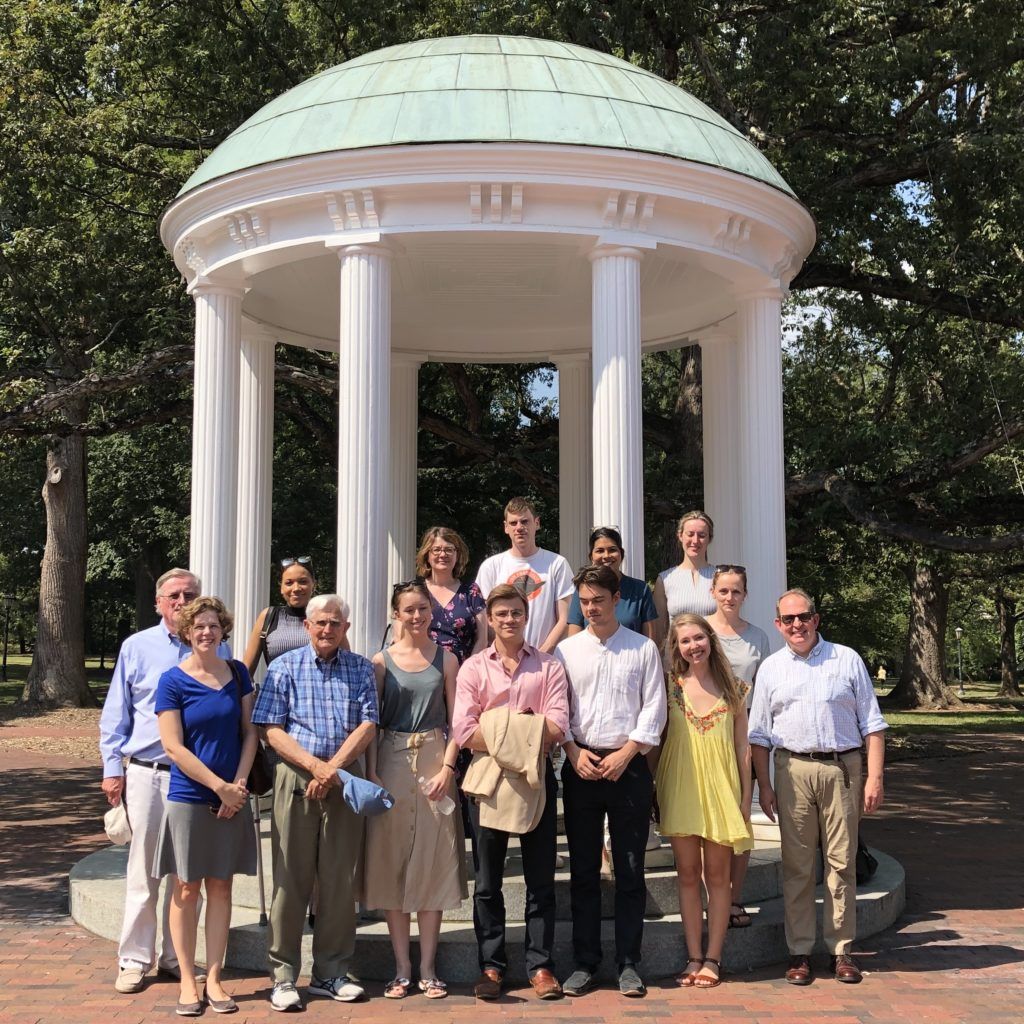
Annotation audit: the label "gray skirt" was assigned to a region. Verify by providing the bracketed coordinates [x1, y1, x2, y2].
[152, 800, 257, 882]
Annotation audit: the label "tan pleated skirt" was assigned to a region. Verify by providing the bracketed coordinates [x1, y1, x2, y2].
[362, 728, 468, 912]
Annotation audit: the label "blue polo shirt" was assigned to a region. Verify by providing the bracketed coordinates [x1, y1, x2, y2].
[567, 573, 658, 635]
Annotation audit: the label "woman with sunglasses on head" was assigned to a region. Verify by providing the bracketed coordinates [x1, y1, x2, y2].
[363, 580, 467, 1000]
[653, 511, 718, 643]
[243, 557, 348, 674]
[153, 597, 258, 1016]
[393, 528, 486, 665]
[655, 613, 752, 990]
[705, 566, 769, 931]
[566, 527, 657, 639]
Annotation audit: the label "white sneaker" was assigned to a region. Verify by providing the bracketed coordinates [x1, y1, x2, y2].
[308, 975, 364, 1002]
[270, 981, 302, 1012]
[114, 966, 146, 994]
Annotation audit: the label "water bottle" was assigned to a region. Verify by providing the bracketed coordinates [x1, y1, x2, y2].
[417, 775, 455, 815]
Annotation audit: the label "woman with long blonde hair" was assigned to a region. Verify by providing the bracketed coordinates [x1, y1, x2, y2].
[655, 613, 752, 989]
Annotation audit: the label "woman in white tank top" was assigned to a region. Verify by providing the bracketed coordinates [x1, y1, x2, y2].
[653, 510, 718, 642]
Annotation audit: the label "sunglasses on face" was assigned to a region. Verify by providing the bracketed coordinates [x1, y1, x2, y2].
[779, 612, 816, 626]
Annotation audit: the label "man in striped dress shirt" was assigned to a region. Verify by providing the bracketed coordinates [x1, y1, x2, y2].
[748, 588, 887, 987]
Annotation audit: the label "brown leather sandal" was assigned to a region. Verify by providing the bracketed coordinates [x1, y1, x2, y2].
[693, 957, 722, 988]
[676, 958, 704, 987]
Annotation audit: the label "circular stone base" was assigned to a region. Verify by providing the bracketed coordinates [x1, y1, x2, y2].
[70, 840, 904, 983]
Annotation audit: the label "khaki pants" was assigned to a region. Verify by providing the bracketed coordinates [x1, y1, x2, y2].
[775, 749, 862, 955]
[267, 760, 364, 983]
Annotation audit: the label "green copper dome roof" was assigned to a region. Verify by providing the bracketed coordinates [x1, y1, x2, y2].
[178, 35, 793, 196]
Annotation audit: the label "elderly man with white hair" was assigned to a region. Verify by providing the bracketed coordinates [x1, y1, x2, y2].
[251, 593, 379, 1011]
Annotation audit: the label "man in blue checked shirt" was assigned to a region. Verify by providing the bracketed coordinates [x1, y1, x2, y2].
[749, 588, 887, 988]
[251, 593, 378, 1011]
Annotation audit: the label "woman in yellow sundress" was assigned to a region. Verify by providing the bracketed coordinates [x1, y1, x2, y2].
[655, 612, 753, 989]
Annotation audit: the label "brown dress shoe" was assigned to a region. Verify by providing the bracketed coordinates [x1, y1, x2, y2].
[529, 968, 563, 1000]
[474, 968, 503, 1000]
[831, 954, 863, 983]
[785, 954, 813, 985]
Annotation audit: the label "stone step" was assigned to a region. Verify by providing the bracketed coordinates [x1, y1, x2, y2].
[223, 830, 784, 921]
[69, 846, 904, 984]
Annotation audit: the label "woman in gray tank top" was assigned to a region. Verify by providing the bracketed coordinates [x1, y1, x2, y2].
[363, 580, 466, 999]
[705, 564, 770, 932]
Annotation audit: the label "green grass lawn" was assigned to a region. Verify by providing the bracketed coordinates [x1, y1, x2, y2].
[0, 653, 110, 705]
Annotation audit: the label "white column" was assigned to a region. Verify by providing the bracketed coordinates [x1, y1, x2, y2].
[234, 329, 275, 646]
[335, 243, 391, 657]
[388, 354, 423, 588]
[557, 356, 592, 571]
[736, 289, 787, 645]
[590, 244, 646, 580]
[189, 284, 243, 602]
[700, 330, 742, 566]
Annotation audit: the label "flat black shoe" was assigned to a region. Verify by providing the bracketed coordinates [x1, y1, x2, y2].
[562, 970, 594, 997]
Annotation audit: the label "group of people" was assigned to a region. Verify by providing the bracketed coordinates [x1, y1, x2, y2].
[99, 499, 887, 1014]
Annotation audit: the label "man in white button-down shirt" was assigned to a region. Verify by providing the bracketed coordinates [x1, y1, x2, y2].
[748, 588, 887, 987]
[555, 565, 667, 998]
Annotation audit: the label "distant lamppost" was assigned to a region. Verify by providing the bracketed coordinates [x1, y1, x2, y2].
[954, 626, 964, 697]
[1, 595, 15, 683]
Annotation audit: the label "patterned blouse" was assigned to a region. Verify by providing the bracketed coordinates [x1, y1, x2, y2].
[427, 580, 486, 665]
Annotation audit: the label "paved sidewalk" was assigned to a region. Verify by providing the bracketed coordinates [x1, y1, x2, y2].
[1, 736, 1021, 1024]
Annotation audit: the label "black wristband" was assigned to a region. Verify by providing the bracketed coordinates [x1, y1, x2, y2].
[443, 762, 456, 772]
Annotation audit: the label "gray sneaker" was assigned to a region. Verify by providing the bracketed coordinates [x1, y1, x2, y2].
[562, 969, 594, 996]
[618, 966, 646, 997]
[308, 975, 364, 1002]
[270, 981, 302, 1012]
[114, 966, 146, 994]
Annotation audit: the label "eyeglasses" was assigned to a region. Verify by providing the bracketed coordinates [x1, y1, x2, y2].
[309, 617, 343, 629]
[161, 589, 198, 602]
[430, 546, 457, 557]
[280, 556, 312, 569]
[392, 577, 425, 593]
[779, 612, 816, 626]
[491, 609, 526, 621]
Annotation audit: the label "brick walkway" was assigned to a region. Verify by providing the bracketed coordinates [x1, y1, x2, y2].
[1, 736, 1022, 1024]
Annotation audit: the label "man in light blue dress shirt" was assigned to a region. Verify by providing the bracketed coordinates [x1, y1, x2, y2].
[99, 568, 219, 994]
[748, 588, 887, 987]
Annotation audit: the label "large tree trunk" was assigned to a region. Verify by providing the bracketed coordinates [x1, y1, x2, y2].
[22, 430, 93, 706]
[995, 591, 1021, 698]
[886, 561, 963, 709]
[133, 540, 166, 633]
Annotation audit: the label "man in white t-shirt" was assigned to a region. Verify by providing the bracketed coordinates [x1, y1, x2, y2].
[476, 497, 574, 653]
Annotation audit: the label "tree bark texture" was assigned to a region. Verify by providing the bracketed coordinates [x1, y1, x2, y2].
[995, 592, 1021, 698]
[22, 429, 93, 706]
[887, 562, 963, 709]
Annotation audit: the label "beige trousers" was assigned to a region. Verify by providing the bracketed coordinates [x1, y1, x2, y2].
[267, 760, 364, 983]
[774, 749, 862, 955]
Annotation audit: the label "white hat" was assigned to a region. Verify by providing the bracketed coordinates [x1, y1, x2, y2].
[104, 803, 132, 845]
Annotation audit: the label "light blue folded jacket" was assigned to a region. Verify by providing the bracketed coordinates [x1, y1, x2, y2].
[336, 769, 394, 816]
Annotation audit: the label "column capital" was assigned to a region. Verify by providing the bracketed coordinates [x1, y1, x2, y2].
[391, 350, 426, 369]
[326, 232, 394, 260]
[555, 352, 591, 370]
[188, 276, 247, 300]
[736, 285, 787, 303]
[588, 242, 646, 264]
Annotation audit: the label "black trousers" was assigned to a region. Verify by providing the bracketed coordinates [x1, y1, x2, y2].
[469, 760, 558, 975]
[561, 752, 653, 971]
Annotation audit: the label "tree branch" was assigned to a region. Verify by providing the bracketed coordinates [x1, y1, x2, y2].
[791, 261, 1024, 329]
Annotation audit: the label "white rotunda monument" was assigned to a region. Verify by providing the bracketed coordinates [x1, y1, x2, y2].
[160, 34, 816, 654]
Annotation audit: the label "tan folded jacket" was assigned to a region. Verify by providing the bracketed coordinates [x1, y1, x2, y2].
[462, 706, 547, 834]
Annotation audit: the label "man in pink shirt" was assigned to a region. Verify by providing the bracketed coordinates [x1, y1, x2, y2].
[454, 584, 570, 1002]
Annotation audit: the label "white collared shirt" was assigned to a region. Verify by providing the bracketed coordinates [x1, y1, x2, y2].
[555, 625, 667, 751]
[747, 634, 888, 753]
